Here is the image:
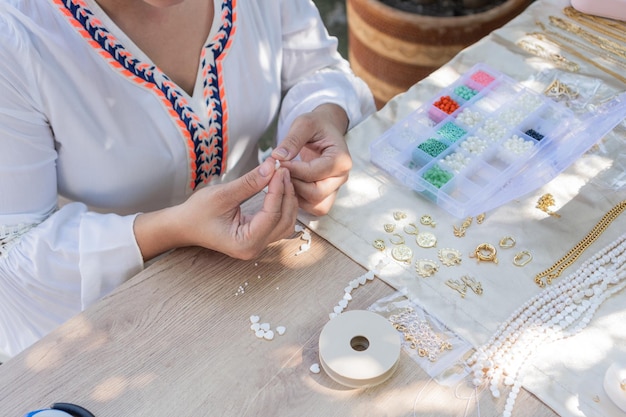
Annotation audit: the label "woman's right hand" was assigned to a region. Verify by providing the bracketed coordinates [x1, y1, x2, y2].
[134, 157, 298, 261]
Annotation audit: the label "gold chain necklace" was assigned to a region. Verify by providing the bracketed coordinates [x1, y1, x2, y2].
[535, 200, 626, 287]
[549, 16, 626, 60]
[534, 22, 626, 71]
[516, 38, 580, 72]
[529, 30, 626, 85]
[563, 6, 626, 44]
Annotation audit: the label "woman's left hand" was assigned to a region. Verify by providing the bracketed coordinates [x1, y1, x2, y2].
[271, 103, 351, 216]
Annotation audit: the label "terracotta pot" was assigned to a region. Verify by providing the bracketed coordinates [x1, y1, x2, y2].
[347, 0, 533, 108]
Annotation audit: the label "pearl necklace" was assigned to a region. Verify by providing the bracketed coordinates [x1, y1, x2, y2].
[466, 232, 626, 417]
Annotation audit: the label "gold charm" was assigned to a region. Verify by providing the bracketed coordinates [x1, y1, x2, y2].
[470, 243, 498, 264]
[499, 236, 516, 249]
[389, 233, 405, 245]
[543, 79, 579, 100]
[391, 245, 413, 264]
[476, 213, 486, 224]
[536, 193, 561, 217]
[453, 216, 473, 238]
[416, 232, 437, 248]
[383, 223, 396, 233]
[372, 239, 386, 251]
[461, 275, 483, 295]
[513, 250, 533, 267]
[415, 259, 439, 277]
[453, 225, 466, 238]
[393, 211, 407, 221]
[420, 215, 436, 228]
[445, 279, 467, 298]
[403, 223, 419, 235]
[438, 248, 462, 266]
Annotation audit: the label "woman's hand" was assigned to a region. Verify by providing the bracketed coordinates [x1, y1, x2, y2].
[134, 157, 298, 261]
[272, 103, 351, 216]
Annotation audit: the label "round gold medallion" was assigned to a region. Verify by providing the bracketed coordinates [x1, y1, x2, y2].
[391, 245, 413, 263]
[416, 232, 437, 248]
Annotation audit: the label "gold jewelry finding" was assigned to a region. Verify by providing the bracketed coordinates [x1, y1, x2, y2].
[420, 215, 436, 228]
[372, 239, 386, 251]
[416, 232, 437, 248]
[529, 29, 626, 85]
[461, 275, 483, 295]
[383, 223, 396, 233]
[620, 379, 626, 391]
[516, 38, 580, 72]
[453, 225, 466, 238]
[499, 236, 516, 249]
[470, 243, 498, 264]
[391, 245, 413, 264]
[415, 259, 439, 277]
[403, 223, 419, 235]
[389, 233, 405, 245]
[543, 79, 579, 101]
[476, 213, 486, 224]
[438, 248, 462, 266]
[563, 6, 626, 43]
[393, 211, 407, 221]
[513, 250, 533, 267]
[445, 279, 467, 298]
[535, 200, 626, 287]
[536, 193, 561, 217]
[453, 216, 473, 238]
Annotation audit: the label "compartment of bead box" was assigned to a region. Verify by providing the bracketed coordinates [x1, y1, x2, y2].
[369, 63, 600, 218]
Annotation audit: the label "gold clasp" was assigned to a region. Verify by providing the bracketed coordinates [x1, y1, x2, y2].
[470, 243, 498, 264]
[513, 250, 533, 267]
[499, 236, 516, 249]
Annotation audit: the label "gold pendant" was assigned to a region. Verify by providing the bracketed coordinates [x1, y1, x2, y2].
[461, 275, 483, 295]
[415, 259, 439, 277]
[420, 215, 436, 228]
[438, 248, 462, 266]
[416, 232, 437, 248]
[391, 245, 413, 264]
[372, 239, 386, 251]
[445, 279, 467, 298]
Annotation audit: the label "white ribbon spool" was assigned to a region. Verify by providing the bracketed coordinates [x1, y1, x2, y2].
[318, 309, 401, 388]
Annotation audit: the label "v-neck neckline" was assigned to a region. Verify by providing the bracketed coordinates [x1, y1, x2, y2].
[52, 0, 239, 189]
[82, 0, 220, 101]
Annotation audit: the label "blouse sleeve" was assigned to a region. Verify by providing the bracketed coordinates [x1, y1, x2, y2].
[0, 20, 143, 357]
[276, 0, 376, 141]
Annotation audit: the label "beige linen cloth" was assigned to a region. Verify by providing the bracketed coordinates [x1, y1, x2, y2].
[297, 0, 626, 416]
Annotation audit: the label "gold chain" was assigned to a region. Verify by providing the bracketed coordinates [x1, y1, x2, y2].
[533, 22, 626, 71]
[516, 38, 580, 72]
[549, 16, 626, 60]
[535, 200, 626, 287]
[529, 31, 626, 85]
[563, 6, 626, 44]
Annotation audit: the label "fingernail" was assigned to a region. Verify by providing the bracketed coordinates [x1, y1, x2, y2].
[259, 160, 272, 177]
[274, 147, 289, 159]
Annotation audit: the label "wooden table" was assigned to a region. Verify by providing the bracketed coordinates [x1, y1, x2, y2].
[0, 197, 557, 416]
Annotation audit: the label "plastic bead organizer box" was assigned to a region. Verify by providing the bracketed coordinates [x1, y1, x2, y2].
[370, 63, 626, 218]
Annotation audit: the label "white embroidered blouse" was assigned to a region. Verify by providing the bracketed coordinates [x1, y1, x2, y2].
[0, 0, 375, 356]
